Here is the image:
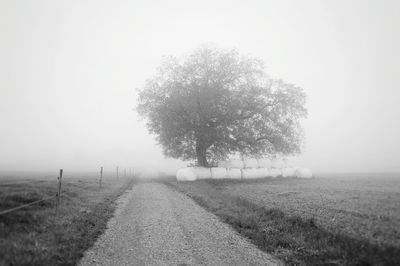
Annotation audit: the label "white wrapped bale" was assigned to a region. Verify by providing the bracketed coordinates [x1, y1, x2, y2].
[281, 167, 296, 178]
[227, 168, 242, 179]
[176, 168, 197, 181]
[254, 168, 267, 178]
[193, 167, 212, 179]
[225, 159, 244, 169]
[243, 158, 259, 168]
[269, 168, 282, 178]
[242, 168, 259, 179]
[295, 168, 313, 178]
[259, 168, 270, 178]
[211, 167, 227, 179]
[258, 158, 272, 168]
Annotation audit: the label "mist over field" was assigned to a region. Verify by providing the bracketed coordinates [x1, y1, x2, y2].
[1, 0, 400, 174]
[2, 2, 400, 264]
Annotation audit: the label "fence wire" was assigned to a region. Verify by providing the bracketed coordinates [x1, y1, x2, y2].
[0, 195, 56, 215]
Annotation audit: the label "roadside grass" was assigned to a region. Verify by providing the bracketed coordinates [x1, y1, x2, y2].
[165, 178, 400, 265]
[205, 176, 400, 248]
[0, 175, 135, 266]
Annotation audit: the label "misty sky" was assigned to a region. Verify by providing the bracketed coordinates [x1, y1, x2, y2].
[1, 0, 399, 174]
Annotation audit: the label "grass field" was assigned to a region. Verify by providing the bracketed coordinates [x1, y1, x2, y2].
[165, 173, 400, 265]
[0, 172, 135, 266]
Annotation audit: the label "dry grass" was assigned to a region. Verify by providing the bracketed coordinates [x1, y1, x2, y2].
[209, 175, 400, 247]
[164, 173, 400, 265]
[0, 173, 135, 266]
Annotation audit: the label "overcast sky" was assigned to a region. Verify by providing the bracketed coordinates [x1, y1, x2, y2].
[1, 0, 399, 174]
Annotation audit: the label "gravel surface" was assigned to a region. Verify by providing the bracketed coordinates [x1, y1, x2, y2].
[79, 182, 281, 266]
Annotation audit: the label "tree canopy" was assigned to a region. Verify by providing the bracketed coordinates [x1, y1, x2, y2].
[137, 47, 307, 167]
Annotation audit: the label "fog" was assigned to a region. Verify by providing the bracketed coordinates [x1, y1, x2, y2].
[1, 0, 399, 174]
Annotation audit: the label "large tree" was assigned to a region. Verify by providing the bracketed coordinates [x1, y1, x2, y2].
[137, 47, 307, 167]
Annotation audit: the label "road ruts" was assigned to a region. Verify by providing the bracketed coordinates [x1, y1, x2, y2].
[79, 182, 281, 266]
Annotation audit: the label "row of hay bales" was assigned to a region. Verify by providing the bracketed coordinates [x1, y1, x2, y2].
[176, 158, 313, 181]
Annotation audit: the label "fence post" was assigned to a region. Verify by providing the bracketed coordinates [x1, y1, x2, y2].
[56, 169, 63, 214]
[116, 166, 119, 179]
[100, 166, 103, 188]
[58, 169, 63, 204]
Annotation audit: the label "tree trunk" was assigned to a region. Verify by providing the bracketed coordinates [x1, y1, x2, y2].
[196, 140, 208, 167]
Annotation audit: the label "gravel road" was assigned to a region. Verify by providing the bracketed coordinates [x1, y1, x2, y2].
[79, 182, 281, 266]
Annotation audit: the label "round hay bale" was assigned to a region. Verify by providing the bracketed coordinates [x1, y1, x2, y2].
[227, 168, 242, 179]
[259, 168, 270, 178]
[242, 168, 258, 179]
[295, 168, 313, 178]
[281, 167, 296, 178]
[211, 167, 227, 179]
[193, 167, 212, 179]
[254, 168, 267, 178]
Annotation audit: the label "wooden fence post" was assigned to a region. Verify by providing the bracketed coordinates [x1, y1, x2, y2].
[116, 166, 119, 179]
[56, 169, 63, 214]
[58, 169, 63, 204]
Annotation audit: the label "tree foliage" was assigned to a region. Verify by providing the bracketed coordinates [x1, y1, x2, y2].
[137, 47, 307, 166]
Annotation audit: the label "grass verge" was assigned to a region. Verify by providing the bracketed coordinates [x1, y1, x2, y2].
[165, 178, 400, 265]
[0, 176, 136, 266]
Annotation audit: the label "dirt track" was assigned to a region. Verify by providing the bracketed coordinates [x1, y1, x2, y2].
[79, 182, 280, 266]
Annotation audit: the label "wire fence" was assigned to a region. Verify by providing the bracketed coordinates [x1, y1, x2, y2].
[0, 195, 56, 216]
[0, 169, 64, 216]
[0, 166, 135, 216]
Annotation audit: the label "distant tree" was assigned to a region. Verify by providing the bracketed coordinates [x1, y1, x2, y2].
[137, 46, 307, 167]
